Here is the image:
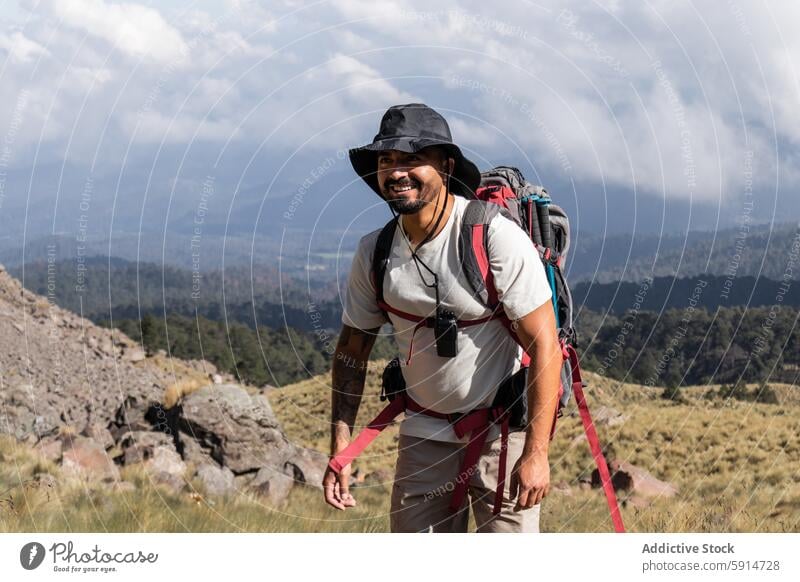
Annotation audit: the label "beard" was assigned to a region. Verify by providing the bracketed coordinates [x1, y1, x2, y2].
[387, 198, 426, 214]
[382, 178, 428, 214]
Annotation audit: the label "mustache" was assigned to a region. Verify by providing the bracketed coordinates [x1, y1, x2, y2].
[383, 178, 420, 190]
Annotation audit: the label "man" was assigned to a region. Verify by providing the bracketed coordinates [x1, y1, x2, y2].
[322, 103, 563, 533]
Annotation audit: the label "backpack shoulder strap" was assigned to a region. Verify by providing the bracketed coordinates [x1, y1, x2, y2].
[371, 216, 399, 305]
[458, 200, 505, 307]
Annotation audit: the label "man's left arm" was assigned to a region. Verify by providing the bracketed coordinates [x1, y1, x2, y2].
[509, 302, 563, 510]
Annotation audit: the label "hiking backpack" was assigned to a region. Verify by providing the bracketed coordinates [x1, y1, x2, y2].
[329, 167, 625, 532]
[470, 166, 624, 532]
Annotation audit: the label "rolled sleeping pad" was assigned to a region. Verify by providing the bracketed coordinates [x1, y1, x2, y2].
[528, 199, 543, 246]
[537, 200, 553, 251]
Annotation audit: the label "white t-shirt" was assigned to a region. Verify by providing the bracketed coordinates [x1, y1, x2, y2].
[342, 194, 553, 443]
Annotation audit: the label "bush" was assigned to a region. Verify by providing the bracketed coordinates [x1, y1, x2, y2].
[753, 383, 780, 405]
[661, 384, 687, 403]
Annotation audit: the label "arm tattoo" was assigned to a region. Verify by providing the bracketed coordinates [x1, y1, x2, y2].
[330, 325, 379, 455]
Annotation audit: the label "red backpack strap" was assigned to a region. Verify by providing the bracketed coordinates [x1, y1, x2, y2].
[563, 341, 626, 533]
[458, 200, 531, 366]
[458, 200, 502, 307]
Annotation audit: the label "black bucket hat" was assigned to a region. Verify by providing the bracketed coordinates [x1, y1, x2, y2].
[349, 103, 480, 199]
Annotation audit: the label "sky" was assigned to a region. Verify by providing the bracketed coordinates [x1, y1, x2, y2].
[0, 0, 798, 258]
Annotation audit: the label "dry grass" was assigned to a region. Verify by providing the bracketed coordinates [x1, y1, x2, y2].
[1, 361, 797, 532]
[268, 363, 800, 533]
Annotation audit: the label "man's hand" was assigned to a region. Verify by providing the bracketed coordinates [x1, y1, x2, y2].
[323, 463, 357, 511]
[509, 450, 551, 510]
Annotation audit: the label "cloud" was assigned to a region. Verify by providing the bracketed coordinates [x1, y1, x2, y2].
[326, 54, 411, 103]
[40, 0, 188, 64]
[0, 30, 49, 63]
[0, 0, 797, 236]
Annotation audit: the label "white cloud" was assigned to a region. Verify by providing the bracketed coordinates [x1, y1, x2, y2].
[40, 0, 188, 64]
[327, 54, 411, 103]
[0, 0, 796, 223]
[0, 30, 48, 63]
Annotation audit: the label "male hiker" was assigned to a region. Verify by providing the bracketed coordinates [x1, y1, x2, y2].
[322, 103, 563, 533]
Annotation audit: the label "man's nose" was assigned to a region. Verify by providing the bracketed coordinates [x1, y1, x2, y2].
[388, 164, 410, 180]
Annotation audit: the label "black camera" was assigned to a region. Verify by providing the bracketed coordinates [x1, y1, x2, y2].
[434, 308, 458, 358]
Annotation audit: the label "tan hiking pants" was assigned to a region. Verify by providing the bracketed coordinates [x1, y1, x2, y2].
[390, 431, 541, 533]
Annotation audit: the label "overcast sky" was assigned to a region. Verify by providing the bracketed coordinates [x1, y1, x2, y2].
[0, 0, 797, 245]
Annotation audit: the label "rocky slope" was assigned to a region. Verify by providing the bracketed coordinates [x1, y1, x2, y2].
[0, 264, 326, 504]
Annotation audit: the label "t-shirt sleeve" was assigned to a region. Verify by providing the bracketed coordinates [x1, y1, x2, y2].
[486, 213, 553, 321]
[341, 231, 390, 330]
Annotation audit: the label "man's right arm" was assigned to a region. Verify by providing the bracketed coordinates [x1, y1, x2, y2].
[324, 323, 379, 510]
[330, 324, 380, 455]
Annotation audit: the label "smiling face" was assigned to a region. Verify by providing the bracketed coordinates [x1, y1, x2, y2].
[376, 146, 452, 214]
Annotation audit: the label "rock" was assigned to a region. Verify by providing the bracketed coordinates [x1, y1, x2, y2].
[144, 447, 187, 492]
[249, 467, 294, 504]
[176, 433, 215, 466]
[114, 396, 158, 433]
[2, 384, 60, 440]
[179, 384, 292, 473]
[83, 423, 115, 450]
[283, 446, 328, 489]
[363, 467, 393, 486]
[592, 460, 678, 499]
[211, 374, 223, 385]
[195, 463, 235, 497]
[592, 406, 628, 427]
[35, 436, 63, 463]
[61, 436, 119, 482]
[119, 431, 175, 465]
[122, 346, 146, 363]
[116, 430, 186, 492]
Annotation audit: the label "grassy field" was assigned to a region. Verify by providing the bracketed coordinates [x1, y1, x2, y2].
[269, 362, 800, 533]
[1, 361, 797, 532]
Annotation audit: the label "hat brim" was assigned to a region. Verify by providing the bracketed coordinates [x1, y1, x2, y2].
[349, 137, 479, 200]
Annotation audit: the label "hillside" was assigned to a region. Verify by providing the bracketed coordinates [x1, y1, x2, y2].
[570, 222, 799, 283]
[0, 264, 332, 531]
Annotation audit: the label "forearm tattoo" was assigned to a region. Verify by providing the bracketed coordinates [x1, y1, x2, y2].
[330, 326, 379, 454]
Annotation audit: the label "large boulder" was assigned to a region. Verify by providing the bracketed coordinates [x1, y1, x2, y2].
[195, 463, 236, 497]
[284, 446, 329, 490]
[178, 384, 294, 474]
[143, 446, 187, 492]
[248, 467, 294, 505]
